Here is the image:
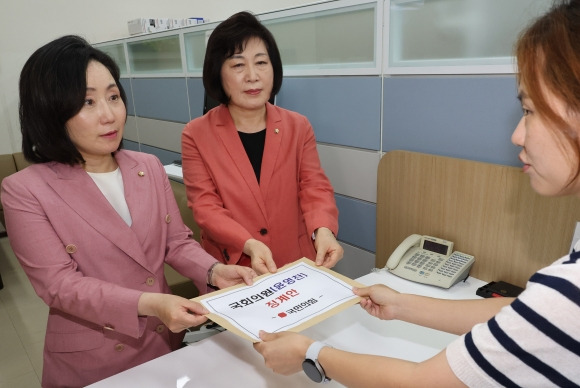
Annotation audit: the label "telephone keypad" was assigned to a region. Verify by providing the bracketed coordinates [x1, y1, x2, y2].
[407, 251, 473, 278]
[437, 252, 472, 278]
[406, 252, 444, 274]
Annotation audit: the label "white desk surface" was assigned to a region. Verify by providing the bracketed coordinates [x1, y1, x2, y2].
[164, 164, 183, 183]
[88, 270, 486, 387]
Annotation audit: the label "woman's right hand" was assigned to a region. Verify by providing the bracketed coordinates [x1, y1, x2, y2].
[353, 284, 400, 321]
[138, 292, 209, 332]
[210, 263, 257, 288]
[243, 238, 277, 275]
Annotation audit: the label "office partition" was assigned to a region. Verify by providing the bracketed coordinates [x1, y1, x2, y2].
[95, 0, 548, 278]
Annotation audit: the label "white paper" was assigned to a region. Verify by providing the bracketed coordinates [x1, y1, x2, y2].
[200, 261, 358, 341]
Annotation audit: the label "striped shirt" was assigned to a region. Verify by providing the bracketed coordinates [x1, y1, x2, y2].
[446, 245, 580, 387]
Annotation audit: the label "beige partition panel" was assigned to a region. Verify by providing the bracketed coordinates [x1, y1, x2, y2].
[376, 150, 580, 287]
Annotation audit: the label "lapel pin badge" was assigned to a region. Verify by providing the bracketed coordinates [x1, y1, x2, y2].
[274, 128, 279, 134]
[138, 171, 145, 177]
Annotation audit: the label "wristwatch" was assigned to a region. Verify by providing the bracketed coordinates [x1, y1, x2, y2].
[302, 341, 332, 383]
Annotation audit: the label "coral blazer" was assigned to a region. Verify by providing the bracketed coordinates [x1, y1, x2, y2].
[182, 103, 338, 267]
[1, 150, 216, 387]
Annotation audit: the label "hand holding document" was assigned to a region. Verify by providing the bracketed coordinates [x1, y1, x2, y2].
[192, 258, 364, 342]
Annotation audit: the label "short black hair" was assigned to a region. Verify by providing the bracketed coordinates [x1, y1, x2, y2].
[19, 35, 127, 165]
[203, 11, 283, 105]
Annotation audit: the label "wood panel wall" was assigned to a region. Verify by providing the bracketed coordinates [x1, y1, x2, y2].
[376, 151, 580, 287]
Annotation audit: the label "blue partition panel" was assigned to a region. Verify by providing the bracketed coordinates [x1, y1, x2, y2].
[335, 194, 376, 253]
[278, 77, 382, 151]
[123, 139, 140, 152]
[383, 76, 522, 166]
[186, 78, 206, 120]
[131, 78, 190, 123]
[138, 144, 181, 166]
[119, 79, 134, 116]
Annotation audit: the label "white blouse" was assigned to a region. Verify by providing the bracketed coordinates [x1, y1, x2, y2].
[87, 167, 132, 226]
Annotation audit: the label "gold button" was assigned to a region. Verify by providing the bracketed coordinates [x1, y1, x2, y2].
[155, 324, 165, 334]
[146, 277, 155, 286]
[65, 244, 77, 254]
[104, 324, 115, 331]
[274, 129, 279, 134]
[114, 343, 125, 352]
[165, 214, 171, 223]
[138, 171, 145, 177]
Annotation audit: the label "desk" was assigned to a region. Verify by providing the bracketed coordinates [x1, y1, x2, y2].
[164, 163, 183, 183]
[88, 270, 486, 387]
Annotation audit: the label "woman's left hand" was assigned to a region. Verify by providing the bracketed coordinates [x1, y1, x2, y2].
[210, 263, 257, 288]
[313, 227, 344, 268]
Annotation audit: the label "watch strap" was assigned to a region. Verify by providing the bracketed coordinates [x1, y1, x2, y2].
[304, 341, 332, 383]
[306, 341, 329, 361]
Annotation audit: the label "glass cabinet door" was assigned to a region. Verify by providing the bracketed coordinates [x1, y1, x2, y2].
[387, 0, 551, 71]
[127, 35, 183, 74]
[184, 30, 209, 74]
[98, 43, 127, 75]
[264, 3, 377, 71]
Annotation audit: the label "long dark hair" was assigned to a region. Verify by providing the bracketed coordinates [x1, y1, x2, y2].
[19, 35, 127, 165]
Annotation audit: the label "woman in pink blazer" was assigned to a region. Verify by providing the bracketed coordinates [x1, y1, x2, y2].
[1, 36, 255, 387]
[182, 12, 343, 274]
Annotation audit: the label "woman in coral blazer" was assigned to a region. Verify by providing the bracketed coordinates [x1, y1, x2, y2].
[182, 12, 343, 274]
[1, 36, 255, 387]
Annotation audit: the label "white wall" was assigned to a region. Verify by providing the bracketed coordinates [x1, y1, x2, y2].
[0, 0, 316, 155]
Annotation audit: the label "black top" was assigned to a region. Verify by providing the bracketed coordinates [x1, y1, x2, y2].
[238, 129, 266, 183]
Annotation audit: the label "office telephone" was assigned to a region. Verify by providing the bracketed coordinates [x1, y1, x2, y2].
[386, 234, 475, 288]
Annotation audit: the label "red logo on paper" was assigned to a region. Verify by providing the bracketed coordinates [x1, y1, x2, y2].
[278, 312, 287, 318]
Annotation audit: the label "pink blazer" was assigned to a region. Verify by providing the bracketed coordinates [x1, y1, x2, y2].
[1, 150, 216, 387]
[181, 104, 338, 267]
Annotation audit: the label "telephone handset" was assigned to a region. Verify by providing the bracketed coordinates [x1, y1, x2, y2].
[386, 234, 475, 289]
